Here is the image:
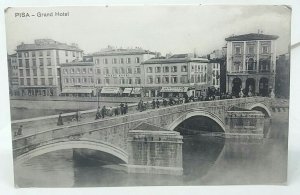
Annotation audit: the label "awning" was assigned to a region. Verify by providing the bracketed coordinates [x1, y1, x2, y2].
[160, 87, 188, 93]
[122, 88, 133, 94]
[131, 88, 142, 94]
[62, 88, 93, 94]
[101, 87, 120, 94]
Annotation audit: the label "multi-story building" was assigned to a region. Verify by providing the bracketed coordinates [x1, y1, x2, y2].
[60, 61, 95, 97]
[141, 54, 214, 97]
[225, 33, 278, 97]
[7, 53, 19, 96]
[92, 47, 156, 96]
[208, 48, 226, 93]
[16, 39, 83, 96]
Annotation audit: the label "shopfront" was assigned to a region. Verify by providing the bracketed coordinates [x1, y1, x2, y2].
[160, 87, 189, 98]
[100, 87, 121, 97]
[122, 88, 133, 97]
[131, 88, 143, 97]
[61, 88, 94, 97]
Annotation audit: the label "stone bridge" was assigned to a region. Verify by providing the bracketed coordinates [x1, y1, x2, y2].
[11, 97, 273, 175]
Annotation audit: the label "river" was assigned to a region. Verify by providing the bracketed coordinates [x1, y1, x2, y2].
[13, 111, 288, 187]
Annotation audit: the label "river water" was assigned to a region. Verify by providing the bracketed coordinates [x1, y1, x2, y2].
[13, 112, 288, 187]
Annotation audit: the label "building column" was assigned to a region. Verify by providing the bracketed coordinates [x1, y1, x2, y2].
[243, 41, 246, 72]
[256, 40, 260, 73]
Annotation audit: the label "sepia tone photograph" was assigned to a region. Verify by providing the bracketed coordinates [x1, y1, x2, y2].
[4, 5, 290, 187]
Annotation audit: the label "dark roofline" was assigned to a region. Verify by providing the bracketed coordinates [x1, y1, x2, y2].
[225, 33, 279, 41]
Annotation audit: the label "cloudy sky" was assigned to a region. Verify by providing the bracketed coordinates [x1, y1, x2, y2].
[5, 5, 291, 56]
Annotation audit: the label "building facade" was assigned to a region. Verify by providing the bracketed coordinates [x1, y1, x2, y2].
[16, 39, 83, 96]
[225, 33, 278, 97]
[92, 47, 156, 96]
[141, 54, 216, 97]
[60, 62, 95, 97]
[7, 54, 19, 96]
[275, 53, 290, 98]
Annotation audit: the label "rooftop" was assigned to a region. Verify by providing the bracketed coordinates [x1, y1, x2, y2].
[142, 54, 209, 65]
[225, 33, 279, 41]
[60, 61, 94, 67]
[92, 47, 156, 56]
[16, 39, 83, 52]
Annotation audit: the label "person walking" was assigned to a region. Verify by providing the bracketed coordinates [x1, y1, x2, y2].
[156, 99, 160, 108]
[57, 112, 64, 126]
[101, 106, 106, 118]
[124, 103, 128, 114]
[152, 99, 156, 109]
[120, 102, 125, 115]
[16, 125, 23, 136]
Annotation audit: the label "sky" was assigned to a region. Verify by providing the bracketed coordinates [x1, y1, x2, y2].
[4, 5, 291, 56]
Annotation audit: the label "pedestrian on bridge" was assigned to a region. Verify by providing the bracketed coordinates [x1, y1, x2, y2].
[101, 106, 106, 118]
[57, 113, 64, 126]
[156, 99, 160, 108]
[152, 99, 156, 109]
[124, 103, 128, 114]
[15, 125, 23, 136]
[120, 102, 125, 115]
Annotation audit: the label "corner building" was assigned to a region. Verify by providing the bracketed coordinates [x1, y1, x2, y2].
[16, 39, 83, 96]
[225, 33, 278, 97]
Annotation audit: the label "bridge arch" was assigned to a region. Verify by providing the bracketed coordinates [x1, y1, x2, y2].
[15, 139, 128, 165]
[248, 103, 272, 118]
[167, 110, 226, 132]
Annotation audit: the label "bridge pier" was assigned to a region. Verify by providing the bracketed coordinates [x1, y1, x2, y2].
[225, 110, 265, 139]
[126, 129, 183, 175]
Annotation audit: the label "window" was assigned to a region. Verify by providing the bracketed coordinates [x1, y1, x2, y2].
[66, 59, 68, 63]
[180, 76, 188, 83]
[26, 69, 30, 76]
[113, 67, 119, 74]
[48, 78, 53, 85]
[248, 46, 255, 54]
[76, 68, 80, 74]
[181, 65, 187, 72]
[34, 78, 38, 85]
[155, 76, 161, 84]
[41, 78, 45, 85]
[120, 78, 125, 84]
[39, 51, 43, 57]
[25, 59, 30, 68]
[171, 66, 177, 72]
[20, 78, 24, 85]
[64, 78, 68, 83]
[147, 76, 153, 84]
[96, 69, 101, 74]
[48, 68, 52, 76]
[56, 50, 59, 58]
[33, 69, 37, 76]
[104, 58, 108, 64]
[63, 69, 67, 74]
[135, 78, 141, 84]
[32, 59, 36, 67]
[83, 77, 87, 83]
[39, 58, 44, 66]
[18, 59, 23, 67]
[155, 67, 161, 73]
[24, 52, 29, 58]
[72, 51, 75, 57]
[134, 67, 141, 74]
[32, 51, 36, 57]
[88, 68, 92, 74]
[82, 68, 86, 74]
[19, 69, 24, 77]
[127, 67, 132, 74]
[128, 78, 133, 84]
[147, 67, 153, 73]
[163, 66, 169, 73]
[126, 58, 131, 64]
[26, 78, 31, 86]
[77, 78, 81, 83]
[135, 57, 140, 63]
[95, 59, 100, 64]
[104, 68, 109, 74]
[163, 76, 169, 84]
[40, 68, 44, 76]
[70, 68, 74, 74]
[47, 58, 51, 66]
[96, 78, 101, 84]
[65, 51, 68, 56]
[120, 67, 125, 74]
[191, 75, 195, 83]
[235, 46, 241, 55]
[171, 76, 178, 83]
[112, 58, 117, 64]
[262, 46, 269, 54]
[104, 78, 110, 84]
[71, 78, 75, 83]
[120, 58, 124, 64]
[47, 50, 51, 56]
